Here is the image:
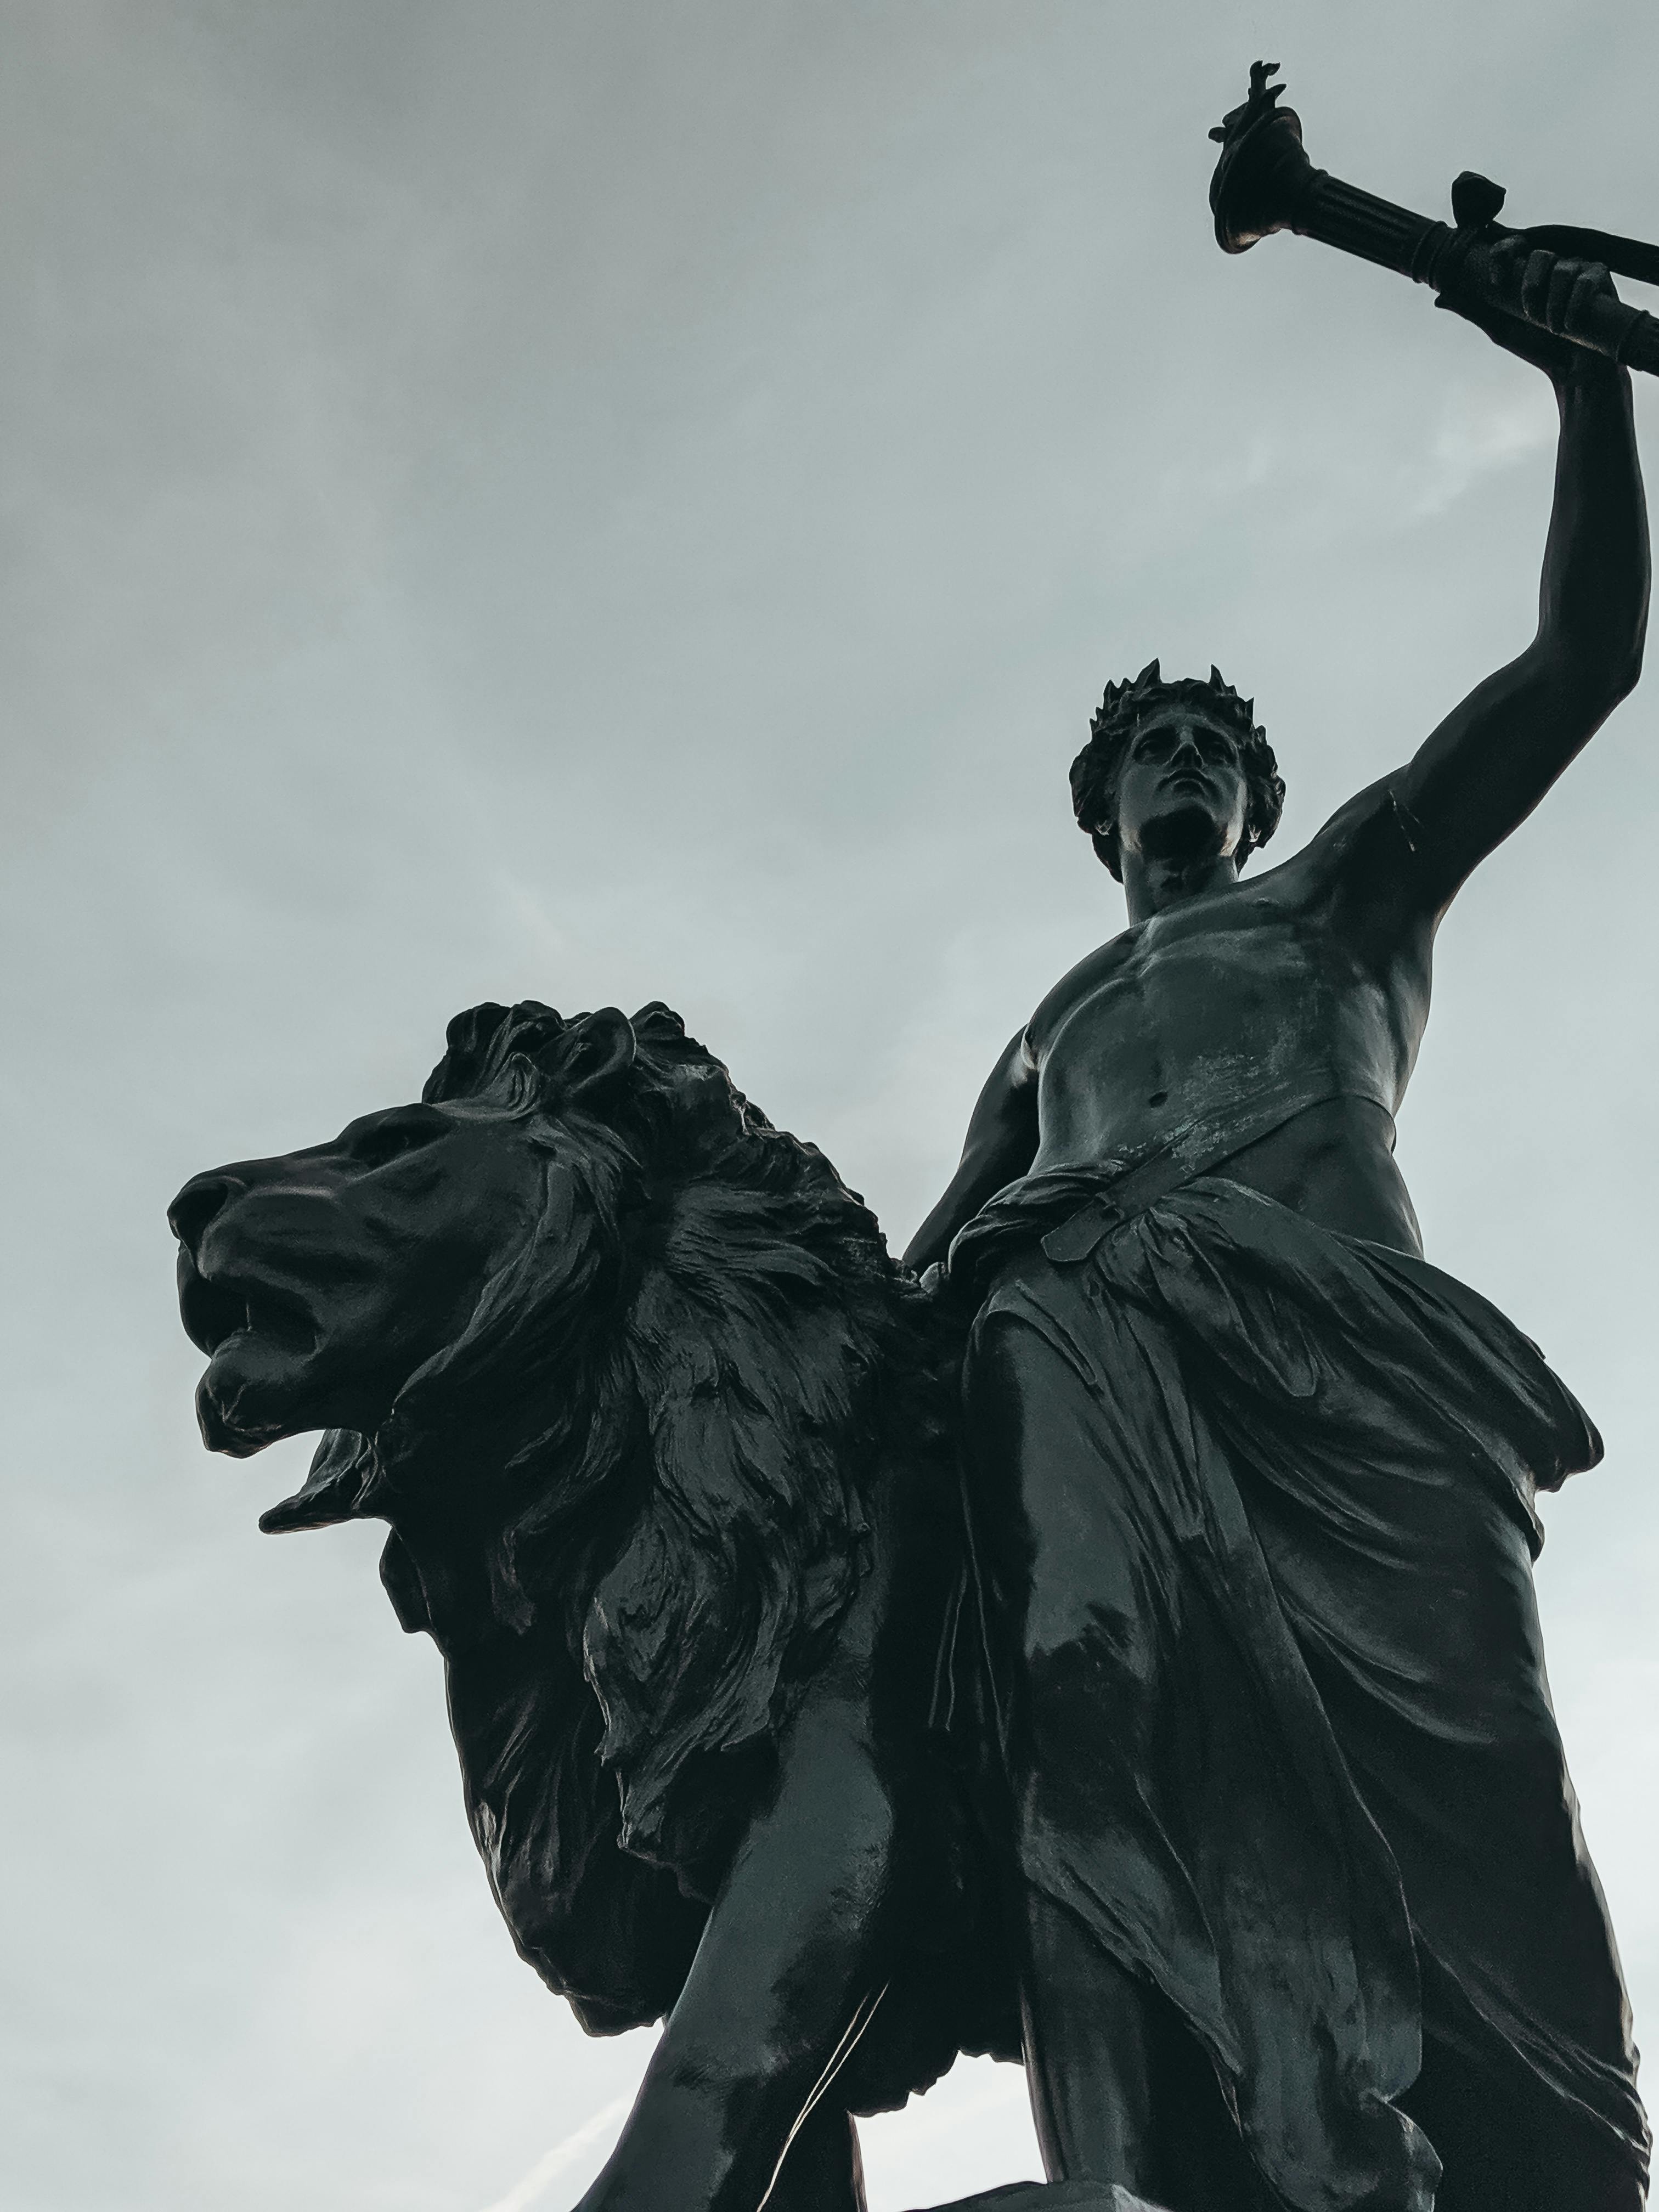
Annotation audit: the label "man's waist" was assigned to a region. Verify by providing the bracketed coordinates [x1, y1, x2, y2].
[946, 1076, 1395, 1290]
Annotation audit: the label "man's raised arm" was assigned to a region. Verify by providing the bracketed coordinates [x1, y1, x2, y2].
[902, 1030, 1038, 1274]
[1392, 248, 1649, 912]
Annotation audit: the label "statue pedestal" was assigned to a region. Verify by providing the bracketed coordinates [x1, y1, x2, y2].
[913, 2181, 1173, 2212]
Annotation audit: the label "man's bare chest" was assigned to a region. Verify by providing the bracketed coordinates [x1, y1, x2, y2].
[1027, 898, 1410, 1153]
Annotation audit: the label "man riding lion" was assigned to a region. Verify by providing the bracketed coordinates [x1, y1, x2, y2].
[174, 236, 1648, 2211]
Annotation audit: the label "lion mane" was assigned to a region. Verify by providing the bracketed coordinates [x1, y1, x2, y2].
[262, 999, 949, 2033]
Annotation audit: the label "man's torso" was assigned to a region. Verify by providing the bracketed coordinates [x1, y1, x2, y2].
[1024, 786, 1434, 1253]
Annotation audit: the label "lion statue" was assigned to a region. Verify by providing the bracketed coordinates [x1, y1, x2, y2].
[170, 998, 1015, 2212]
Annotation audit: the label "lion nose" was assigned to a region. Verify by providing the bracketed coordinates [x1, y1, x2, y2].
[167, 1170, 241, 1248]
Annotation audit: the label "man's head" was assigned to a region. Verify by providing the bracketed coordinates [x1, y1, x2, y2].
[1070, 660, 1284, 881]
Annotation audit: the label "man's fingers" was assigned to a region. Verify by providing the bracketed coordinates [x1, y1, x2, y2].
[1545, 257, 1578, 332]
[1451, 239, 1621, 373]
[1520, 249, 1556, 324]
[1566, 262, 1613, 339]
[1485, 236, 1526, 301]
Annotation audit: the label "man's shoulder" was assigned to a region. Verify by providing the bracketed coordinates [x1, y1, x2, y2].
[1265, 775, 1414, 897]
[1261, 774, 1438, 973]
[1024, 920, 1142, 1046]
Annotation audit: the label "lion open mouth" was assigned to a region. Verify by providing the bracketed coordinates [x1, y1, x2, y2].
[177, 1249, 314, 1355]
[178, 1255, 253, 1356]
[177, 1245, 324, 1455]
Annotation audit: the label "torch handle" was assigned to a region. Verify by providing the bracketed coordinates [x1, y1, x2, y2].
[1290, 171, 1659, 375]
[1286, 168, 1443, 279]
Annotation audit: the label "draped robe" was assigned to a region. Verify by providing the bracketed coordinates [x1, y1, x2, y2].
[948, 1167, 1647, 2212]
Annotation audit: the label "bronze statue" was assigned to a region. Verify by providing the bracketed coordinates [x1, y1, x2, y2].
[171, 70, 1651, 2212]
[896, 105, 1650, 2212]
[170, 1000, 1014, 2212]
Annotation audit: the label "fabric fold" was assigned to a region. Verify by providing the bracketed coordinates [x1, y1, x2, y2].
[956, 1172, 1644, 2211]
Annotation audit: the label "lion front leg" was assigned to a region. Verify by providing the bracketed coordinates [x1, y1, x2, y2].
[763, 2101, 867, 2212]
[571, 1681, 899, 2212]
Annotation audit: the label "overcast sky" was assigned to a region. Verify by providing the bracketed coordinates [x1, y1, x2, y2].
[2, 5, 1656, 2210]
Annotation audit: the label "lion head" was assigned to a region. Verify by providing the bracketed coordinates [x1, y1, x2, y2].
[171, 1001, 940, 2029]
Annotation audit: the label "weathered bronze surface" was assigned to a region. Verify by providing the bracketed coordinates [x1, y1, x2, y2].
[892, 193, 1650, 2209]
[172, 71, 1652, 2212]
[172, 1000, 1015, 2211]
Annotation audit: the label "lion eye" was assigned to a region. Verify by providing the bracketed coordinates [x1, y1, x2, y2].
[350, 1116, 443, 1169]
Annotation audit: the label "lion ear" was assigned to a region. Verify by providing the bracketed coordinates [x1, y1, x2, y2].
[564, 1007, 637, 1102]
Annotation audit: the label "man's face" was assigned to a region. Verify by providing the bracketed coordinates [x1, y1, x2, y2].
[1111, 711, 1250, 869]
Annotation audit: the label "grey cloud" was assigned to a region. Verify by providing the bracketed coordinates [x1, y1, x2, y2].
[2, 5, 1656, 2209]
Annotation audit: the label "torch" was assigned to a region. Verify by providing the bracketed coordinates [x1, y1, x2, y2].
[1207, 61, 1659, 375]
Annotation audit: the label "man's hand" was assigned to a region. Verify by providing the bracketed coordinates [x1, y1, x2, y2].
[1438, 239, 1620, 382]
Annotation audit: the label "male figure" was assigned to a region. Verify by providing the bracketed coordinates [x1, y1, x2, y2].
[905, 249, 1650, 2211]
